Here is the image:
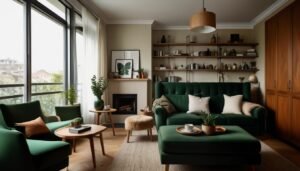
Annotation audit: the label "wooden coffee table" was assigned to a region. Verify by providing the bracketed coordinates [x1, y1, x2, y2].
[90, 108, 117, 136]
[54, 124, 107, 168]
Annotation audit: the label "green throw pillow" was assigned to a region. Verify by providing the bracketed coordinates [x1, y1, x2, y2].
[152, 95, 176, 114]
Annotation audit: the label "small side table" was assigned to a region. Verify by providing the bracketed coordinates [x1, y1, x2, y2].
[54, 124, 106, 168]
[90, 108, 117, 136]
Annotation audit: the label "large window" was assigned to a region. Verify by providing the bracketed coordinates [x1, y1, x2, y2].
[0, 0, 25, 104]
[0, 0, 74, 115]
[31, 8, 65, 114]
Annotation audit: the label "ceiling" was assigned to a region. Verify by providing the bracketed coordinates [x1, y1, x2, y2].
[87, 0, 290, 28]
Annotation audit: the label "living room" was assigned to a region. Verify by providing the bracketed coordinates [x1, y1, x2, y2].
[1, 0, 300, 171]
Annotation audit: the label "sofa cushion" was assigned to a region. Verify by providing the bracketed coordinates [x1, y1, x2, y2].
[16, 117, 50, 138]
[216, 114, 257, 126]
[46, 120, 72, 133]
[27, 139, 71, 171]
[187, 95, 210, 114]
[166, 113, 203, 125]
[222, 94, 243, 114]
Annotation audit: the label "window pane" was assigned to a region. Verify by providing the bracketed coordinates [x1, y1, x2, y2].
[37, 0, 66, 19]
[0, 0, 25, 103]
[32, 93, 64, 115]
[31, 8, 65, 113]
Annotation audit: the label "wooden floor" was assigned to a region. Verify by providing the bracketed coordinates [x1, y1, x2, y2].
[66, 128, 300, 171]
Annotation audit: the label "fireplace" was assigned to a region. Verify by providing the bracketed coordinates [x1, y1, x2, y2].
[113, 94, 137, 114]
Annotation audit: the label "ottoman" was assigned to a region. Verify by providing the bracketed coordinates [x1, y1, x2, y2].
[158, 125, 261, 171]
[125, 115, 154, 143]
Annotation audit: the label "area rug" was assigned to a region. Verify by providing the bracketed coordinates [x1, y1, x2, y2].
[107, 131, 300, 171]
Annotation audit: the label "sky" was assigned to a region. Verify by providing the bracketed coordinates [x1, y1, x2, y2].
[0, 0, 65, 73]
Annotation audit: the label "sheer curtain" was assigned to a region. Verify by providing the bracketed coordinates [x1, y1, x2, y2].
[80, 7, 100, 123]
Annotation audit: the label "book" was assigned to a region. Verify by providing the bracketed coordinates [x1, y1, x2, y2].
[69, 125, 91, 134]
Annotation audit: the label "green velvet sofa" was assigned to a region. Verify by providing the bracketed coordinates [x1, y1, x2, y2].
[0, 101, 72, 170]
[154, 82, 266, 135]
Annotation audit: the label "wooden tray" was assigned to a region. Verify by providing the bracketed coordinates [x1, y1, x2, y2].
[176, 126, 202, 135]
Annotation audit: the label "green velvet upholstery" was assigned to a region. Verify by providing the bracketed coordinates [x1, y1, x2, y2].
[55, 105, 82, 122]
[154, 82, 266, 135]
[0, 101, 72, 170]
[0, 127, 71, 170]
[158, 125, 261, 166]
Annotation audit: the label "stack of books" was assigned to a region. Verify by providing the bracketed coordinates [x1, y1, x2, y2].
[246, 49, 257, 56]
[69, 125, 91, 134]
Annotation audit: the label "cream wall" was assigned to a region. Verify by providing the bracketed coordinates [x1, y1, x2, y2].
[106, 24, 152, 123]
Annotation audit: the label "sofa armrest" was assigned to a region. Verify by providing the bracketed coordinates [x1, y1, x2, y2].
[44, 115, 61, 123]
[250, 106, 267, 134]
[0, 128, 35, 170]
[154, 105, 168, 130]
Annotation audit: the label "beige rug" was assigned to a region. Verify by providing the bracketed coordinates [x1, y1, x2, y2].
[108, 130, 300, 171]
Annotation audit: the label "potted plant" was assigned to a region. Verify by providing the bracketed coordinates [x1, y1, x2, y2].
[91, 75, 107, 110]
[201, 113, 219, 135]
[139, 68, 145, 78]
[65, 86, 77, 105]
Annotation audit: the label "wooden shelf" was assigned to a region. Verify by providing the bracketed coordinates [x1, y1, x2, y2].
[153, 69, 259, 73]
[153, 42, 258, 47]
[153, 56, 258, 59]
[109, 78, 149, 81]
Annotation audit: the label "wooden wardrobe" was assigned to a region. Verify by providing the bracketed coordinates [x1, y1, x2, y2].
[265, 0, 300, 146]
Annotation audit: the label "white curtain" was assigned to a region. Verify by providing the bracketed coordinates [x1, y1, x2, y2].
[81, 7, 100, 123]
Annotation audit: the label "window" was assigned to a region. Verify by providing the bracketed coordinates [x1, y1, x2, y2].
[37, 0, 66, 18]
[0, 0, 25, 104]
[31, 8, 65, 114]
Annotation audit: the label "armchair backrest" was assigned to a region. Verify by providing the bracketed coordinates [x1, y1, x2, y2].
[0, 101, 44, 127]
[155, 82, 251, 113]
[55, 104, 82, 122]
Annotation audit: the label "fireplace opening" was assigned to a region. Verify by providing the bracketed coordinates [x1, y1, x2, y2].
[113, 94, 137, 114]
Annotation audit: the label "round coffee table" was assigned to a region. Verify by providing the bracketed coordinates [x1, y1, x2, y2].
[90, 108, 117, 136]
[54, 124, 107, 168]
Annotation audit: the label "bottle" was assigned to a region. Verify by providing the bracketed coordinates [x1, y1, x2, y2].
[161, 35, 166, 43]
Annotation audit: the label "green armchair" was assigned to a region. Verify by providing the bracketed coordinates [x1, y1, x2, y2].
[0, 109, 71, 171]
[55, 104, 83, 122]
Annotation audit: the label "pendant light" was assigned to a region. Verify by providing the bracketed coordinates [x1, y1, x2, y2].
[190, 0, 216, 33]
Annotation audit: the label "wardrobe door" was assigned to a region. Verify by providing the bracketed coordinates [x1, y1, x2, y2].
[265, 18, 277, 91]
[276, 95, 291, 139]
[276, 7, 292, 93]
[291, 0, 300, 145]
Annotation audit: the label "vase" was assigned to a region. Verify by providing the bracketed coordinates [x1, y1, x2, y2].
[201, 125, 216, 135]
[94, 99, 104, 110]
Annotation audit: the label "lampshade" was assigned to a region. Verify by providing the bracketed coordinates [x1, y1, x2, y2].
[190, 8, 216, 33]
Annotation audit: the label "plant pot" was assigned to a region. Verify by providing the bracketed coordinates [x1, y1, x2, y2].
[94, 99, 104, 110]
[201, 125, 216, 135]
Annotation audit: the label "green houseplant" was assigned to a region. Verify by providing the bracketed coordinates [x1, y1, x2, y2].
[91, 75, 107, 110]
[201, 113, 219, 135]
[65, 86, 77, 105]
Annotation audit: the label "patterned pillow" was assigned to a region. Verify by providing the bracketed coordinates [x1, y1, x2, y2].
[152, 95, 176, 114]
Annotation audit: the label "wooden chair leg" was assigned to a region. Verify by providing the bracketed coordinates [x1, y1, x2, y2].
[147, 129, 150, 136]
[127, 130, 131, 143]
[164, 164, 169, 171]
[149, 128, 153, 141]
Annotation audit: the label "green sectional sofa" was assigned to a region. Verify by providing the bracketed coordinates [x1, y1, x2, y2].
[154, 82, 266, 135]
[0, 101, 72, 170]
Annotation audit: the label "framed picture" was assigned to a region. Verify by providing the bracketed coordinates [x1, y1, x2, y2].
[115, 59, 133, 78]
[111, 50, 140, 72]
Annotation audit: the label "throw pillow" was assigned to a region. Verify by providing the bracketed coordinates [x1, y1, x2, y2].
[242, 101, 262, 116]
[152, 95, 176, 114]
[15, 117, 50, 138]
[187, 95, 210, 114]
[222, 94, 243, 114]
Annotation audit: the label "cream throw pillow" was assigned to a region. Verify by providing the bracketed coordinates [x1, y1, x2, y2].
[222, 94, 243, 114]
[187, 95, 210, 114]
[152, 95, 176, 114]
[16, 117, 50, 138]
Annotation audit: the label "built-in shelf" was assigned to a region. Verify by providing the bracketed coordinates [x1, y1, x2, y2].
[153, 69, 259, 73]
[109, 78, 149, 81]
[153, 56, 258, 59]
[153, 42, 258, 47]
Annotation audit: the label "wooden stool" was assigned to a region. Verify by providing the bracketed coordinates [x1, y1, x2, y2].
[124, 115, 154, 143]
